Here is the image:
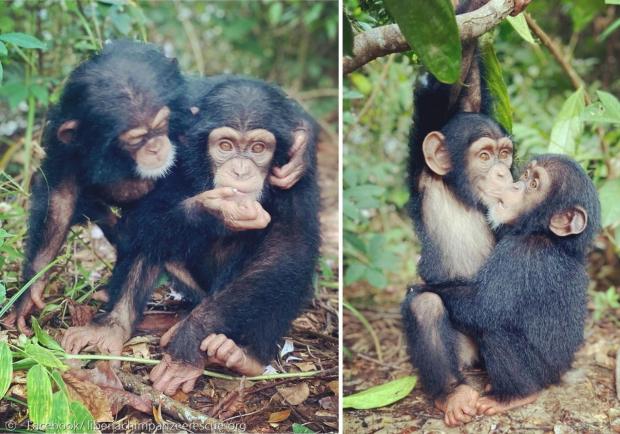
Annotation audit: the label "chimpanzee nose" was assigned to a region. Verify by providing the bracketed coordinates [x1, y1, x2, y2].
[232, 159, 251, 178]
[145, 137, 162, 154]
[489, 163, 512, 184]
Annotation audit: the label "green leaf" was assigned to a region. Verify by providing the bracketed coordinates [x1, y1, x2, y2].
[548, 87, 585, 155]
[599, 179, 620, 227]
[0, 41, 7, 56]
[0, 61, 3, 85]
[597, 91, 620, 120]
[345, 262, 366, 285]
[506, 14, 536, 44]
[0, 282, 5, 304]
[48, 391, 71, 434]
[292, 423, 315, 433]
[69, 401, 96, 434]
[384, 0, 461, 83]
[30, 84, 49, 105]
[268, 2, 283, 24]
[27, 365, 53, 425]
[343, 13, 354, 56]
[0, 341, 12, 399]
[349, 72, 372, 95]
[23, 342, 66, 370]
[0, 32, 46, 49]
[569, 0, 605, 32]
[599, 17, 620, 41]
[343, 376, 417, 409]
[365, 268, 388, 288]
[31, 317, 65, 352]
[606, 0, 620, 3]
[480, 37, 513, 133]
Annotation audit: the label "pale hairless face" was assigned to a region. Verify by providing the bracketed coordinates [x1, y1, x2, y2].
[467, 136, 514, 208]
[119, 106, 176, 179]
[208, 127, 276, 200]
[487, 160, 551, 226]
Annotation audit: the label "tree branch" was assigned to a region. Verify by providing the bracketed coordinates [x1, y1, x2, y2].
[343, 0, 517, 74]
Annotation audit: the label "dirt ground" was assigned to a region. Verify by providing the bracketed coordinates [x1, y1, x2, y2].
[343, 299, 620, 434]
[0, 134, 339, 433]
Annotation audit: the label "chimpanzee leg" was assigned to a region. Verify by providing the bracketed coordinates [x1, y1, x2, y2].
[164, 261, 205, 308]
[401, 288, 466, 398]
[62, 253, 161, 357]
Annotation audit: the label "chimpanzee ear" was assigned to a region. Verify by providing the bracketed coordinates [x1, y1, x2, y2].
[422, 131, 451, 176]
[190, 106, 200, 115]
[57, 120, 79, 144]
[549, 206, 588, 237]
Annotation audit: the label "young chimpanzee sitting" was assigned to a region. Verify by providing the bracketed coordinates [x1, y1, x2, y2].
[407, 154, 600, 426]
[6, 41, 310, 334]
[62, 77, 321, 394]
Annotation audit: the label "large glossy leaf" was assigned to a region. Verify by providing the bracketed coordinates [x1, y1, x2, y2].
[384, 0, 461, 83]
[27, 365, 53, 425]
[343, 376, 417, 409]
[0, 341, 12, 399]
[548, 87, 585, 155]
[599, 179, 620, 227]
[480, 37, 513, 133]
[0, 32, 46, 49]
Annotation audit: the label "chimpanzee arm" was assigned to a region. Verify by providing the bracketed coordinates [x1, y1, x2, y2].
[165, 210, 319, 367]
[11, 171, 80, 332]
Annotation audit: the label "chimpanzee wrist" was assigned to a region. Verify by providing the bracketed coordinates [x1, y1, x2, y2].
[166, 320, 209, 367]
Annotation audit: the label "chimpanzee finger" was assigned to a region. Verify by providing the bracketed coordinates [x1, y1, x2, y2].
[270, 169, 303, 190]
[1, 311, 17, 328]
[203, 187, 237, 200]
[225, 348, 244, 368]
[206, 334, 228, 358]
[181, 376, 198, 394]
[17, 315, 33, 337]
[164, 378, 182, 396]
[215, 338, 237, 361]
[91, 290, 110, 302]
[200, 334, 217, 352]
[30, 287, 46, 310]
[151, 367, 173, 391]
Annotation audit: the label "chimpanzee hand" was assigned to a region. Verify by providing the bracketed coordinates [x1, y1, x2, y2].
[62, 323, 130, 367]
[200, 334, 264, 376]
[149, 353, 203, 395]
[2, 281, 47, 335]
[196, 187, 271, 231]
[270, 127, 308, 189]
[511, 0, 532, 16]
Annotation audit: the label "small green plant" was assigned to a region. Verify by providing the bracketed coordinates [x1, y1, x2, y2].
[592, 287, 620, 321]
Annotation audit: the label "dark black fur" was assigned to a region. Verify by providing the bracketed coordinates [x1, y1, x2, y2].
[427, 154, 600, 400]
[21, 40, 188, 302]
[103, 78, 321, 366]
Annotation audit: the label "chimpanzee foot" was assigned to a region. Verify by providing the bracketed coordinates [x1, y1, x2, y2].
[435, 384, 479, 427]
[476, 392, 539, 415]
[200, 333, 264, 376]
[61, 323, 129, 366]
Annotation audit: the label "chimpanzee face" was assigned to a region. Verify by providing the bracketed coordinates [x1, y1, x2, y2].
[466, 136, 514, 208]
[117, 106, 176, 179]
[207, 126, 276, 200]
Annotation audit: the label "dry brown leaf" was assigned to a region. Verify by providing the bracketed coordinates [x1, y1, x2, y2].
[328, 380, 339, 396]
[277, 382, 310, 406]
[68, 301, 95, 327]
[319, 396, 337, 411]
[63, 371, 114, 422]
[152, 403, 165, 424]
[129, 342, 150, 359]
[268, 409, 291, 423]
[293, 362, 316, 372]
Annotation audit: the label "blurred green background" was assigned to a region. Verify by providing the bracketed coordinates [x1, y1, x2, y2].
[344, 0, 620, 321]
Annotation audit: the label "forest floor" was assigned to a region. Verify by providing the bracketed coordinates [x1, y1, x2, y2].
[343, 285, 620, 434]
[0, 135, 339, 433]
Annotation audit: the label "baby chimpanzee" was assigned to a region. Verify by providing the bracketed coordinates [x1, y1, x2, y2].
[404, 154, 600, 426]
[62, 77, 320, 395]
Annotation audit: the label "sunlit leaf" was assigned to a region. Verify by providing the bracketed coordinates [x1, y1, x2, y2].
[506, 14, 536, 44]
[343, 376, 417, 409]
[23, 342, 66, 370]
[27, 365, 53, 425]
[292, 423, 315, 433]
[48, 391, 71, 434]
[69, 401, 96, 434]
[0, 32, 46, 49]
[345, 262, 365, 285]
[0, 41, 7, 55]
[548, 87, 585, 155]
[599, 179, 620, 227]
[0, 342, 12, 399]
[31, 317, 65, 353]
[480, 36, 513, 133]
[0, 282, 5, 304]
[384, 0, 461, 83]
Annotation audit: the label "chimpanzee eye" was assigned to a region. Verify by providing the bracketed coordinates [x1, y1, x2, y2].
[529, 178, 539, 189]
[251, 142, 266, 153]
[219, 140, 233, 151]
[500, 149, 510, 159]
[479, 152, 490, 161]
